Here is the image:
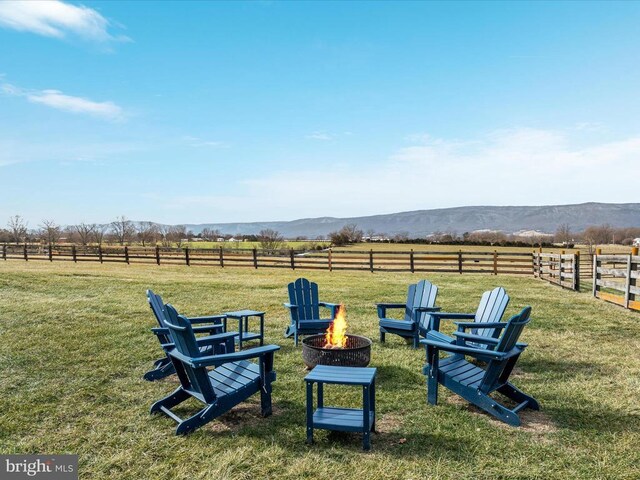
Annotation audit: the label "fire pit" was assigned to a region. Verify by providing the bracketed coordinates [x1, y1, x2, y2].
[301, 305, 372, 368]
[302, 334, 372, 368]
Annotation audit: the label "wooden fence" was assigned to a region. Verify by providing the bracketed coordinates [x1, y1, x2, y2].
[0, 244, 535, 275]
[593, 253, 640, 312]
[533, 253, 580, 291]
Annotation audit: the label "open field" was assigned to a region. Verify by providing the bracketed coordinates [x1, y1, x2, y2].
[343, 243, 634, 254]
[1, 262, 639, 479]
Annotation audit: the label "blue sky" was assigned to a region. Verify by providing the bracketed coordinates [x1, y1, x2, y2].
[1, 1, 640, 226]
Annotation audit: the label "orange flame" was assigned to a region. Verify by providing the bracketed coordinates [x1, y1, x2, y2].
[324, 304, 348, 348]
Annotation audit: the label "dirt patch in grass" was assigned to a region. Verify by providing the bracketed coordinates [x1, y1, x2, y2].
[446, 394, 558, 438]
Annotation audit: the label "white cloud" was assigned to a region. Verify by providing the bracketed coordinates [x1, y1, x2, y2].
[182, 136, 228, 148]
[0, 0, 128, 44]
[2, 82, 125, 121]
[306, 131, 333, 141]
[164, 127, 640, 221]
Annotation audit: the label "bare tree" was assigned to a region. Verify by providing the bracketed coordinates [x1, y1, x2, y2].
[74, 222, 95, 246]
[258, 229, 284, 252]
[7, 215, 28, 244]
[555, 223, 572, 245]
[342, 224, 363, 243]
[200, 228, 221, 241]
[39, 219, 62, 245]
[158, 225, 173, 247]
[92, 224, 108, 245]
[137, 221, 158, 246]
[110, 216, 135, 245]
[169, 225, 187, 247]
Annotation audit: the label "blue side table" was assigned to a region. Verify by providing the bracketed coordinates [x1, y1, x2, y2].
[304, 365, 377, 451]
[223, 310, 265, 349]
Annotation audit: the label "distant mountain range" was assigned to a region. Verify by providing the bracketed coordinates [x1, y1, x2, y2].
[177, 203, 640, 238]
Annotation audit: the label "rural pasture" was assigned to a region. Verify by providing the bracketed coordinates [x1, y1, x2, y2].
[1, 261, 639, 479]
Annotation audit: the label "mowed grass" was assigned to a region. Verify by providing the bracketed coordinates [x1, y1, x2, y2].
[1, 262, 639, 479]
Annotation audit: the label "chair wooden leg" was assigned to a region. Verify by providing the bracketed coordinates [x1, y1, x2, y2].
[473, 394, 522, 427]
[379, 331, 385, 343]
[150, 387, 190, 414]
[426, 346, 439, 405]
[175, 403, 220, 435]
[497, 383, 540, 411]
[260, 380, 273, 417]
[143, 359, 176, 381]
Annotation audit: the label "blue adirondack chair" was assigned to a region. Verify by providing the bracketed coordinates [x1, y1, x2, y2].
[284, 278, 340, 346]
[144, 290, 236, 381]
[421, 306, 539, 426]
[377, 279, 440, 349]
[151, 304, 280, 435]
[425, 287, 510, 347]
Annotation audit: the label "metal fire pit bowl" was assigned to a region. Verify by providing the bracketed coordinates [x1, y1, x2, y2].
[302, 334, 372, 369]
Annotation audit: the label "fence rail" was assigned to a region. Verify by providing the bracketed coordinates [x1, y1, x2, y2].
[533, 253, 580, 291]
[593, 253, 640, 312]
[1, 244, 536, 275]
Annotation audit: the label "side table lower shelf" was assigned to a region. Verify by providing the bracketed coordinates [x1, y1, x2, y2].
[312, 407, 375, 433]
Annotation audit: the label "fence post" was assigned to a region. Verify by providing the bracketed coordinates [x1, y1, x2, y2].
[410, 249, 414, 273]
[155, 245, 160, 265]
[558, 251, 564, 288]
[48, 243, 53, 262]
[219, 247, 224, 268]
[23, 243, 28, 261]
[574, 251, 580, 291]
[290, 248, 295, 270]
[98, 244, 103, 263]
[532, 250, 537, 277]
[493, 250, 498, 275]
[630, 247, 638, 308]
[624, 253, 632, 308]
[593, 250, 601, 297]
[124, 246, 130, 264]
[369, 249, 374, 273]
[2, 243, 7, 260]
[252, 248, 258, 269]
[185, 247, 190, 266]
[72, 245, 77, 263]
[328, 249, 332, 272]
[458, 250, 462, 274]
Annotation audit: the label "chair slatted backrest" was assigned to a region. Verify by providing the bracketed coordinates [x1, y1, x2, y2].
[473, 287, 510, 339]
[479, 306, 531, 393]
[406, 280, 438, 329]
[147, 289, 167, 328]
[164, 304, 217, 403]
[288, 278, 321, 321]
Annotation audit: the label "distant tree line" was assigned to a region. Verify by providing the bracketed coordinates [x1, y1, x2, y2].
[0, 216, 327, 252]
[1, 216, 638, 253]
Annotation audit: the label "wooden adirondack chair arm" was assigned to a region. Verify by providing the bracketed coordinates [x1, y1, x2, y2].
[191, 325, 225, 335]
[429, 312, 475, 319]
[455, 321, 507, 331]
[376, 302, 406, 309]
[453, 332, 500, 346]
[414, 306, 442, 312]
[178, 344, 281, 368]
[318, 302, 338, 308]
[159, 332, 238, 350]
[187, 314, 226, 324]
[420, 339, 515, 361]
[195, 332, 238, 347]
[376, 303, 406, 319]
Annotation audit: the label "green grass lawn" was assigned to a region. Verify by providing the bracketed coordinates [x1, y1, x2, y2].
[1, 262, 639, 479]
